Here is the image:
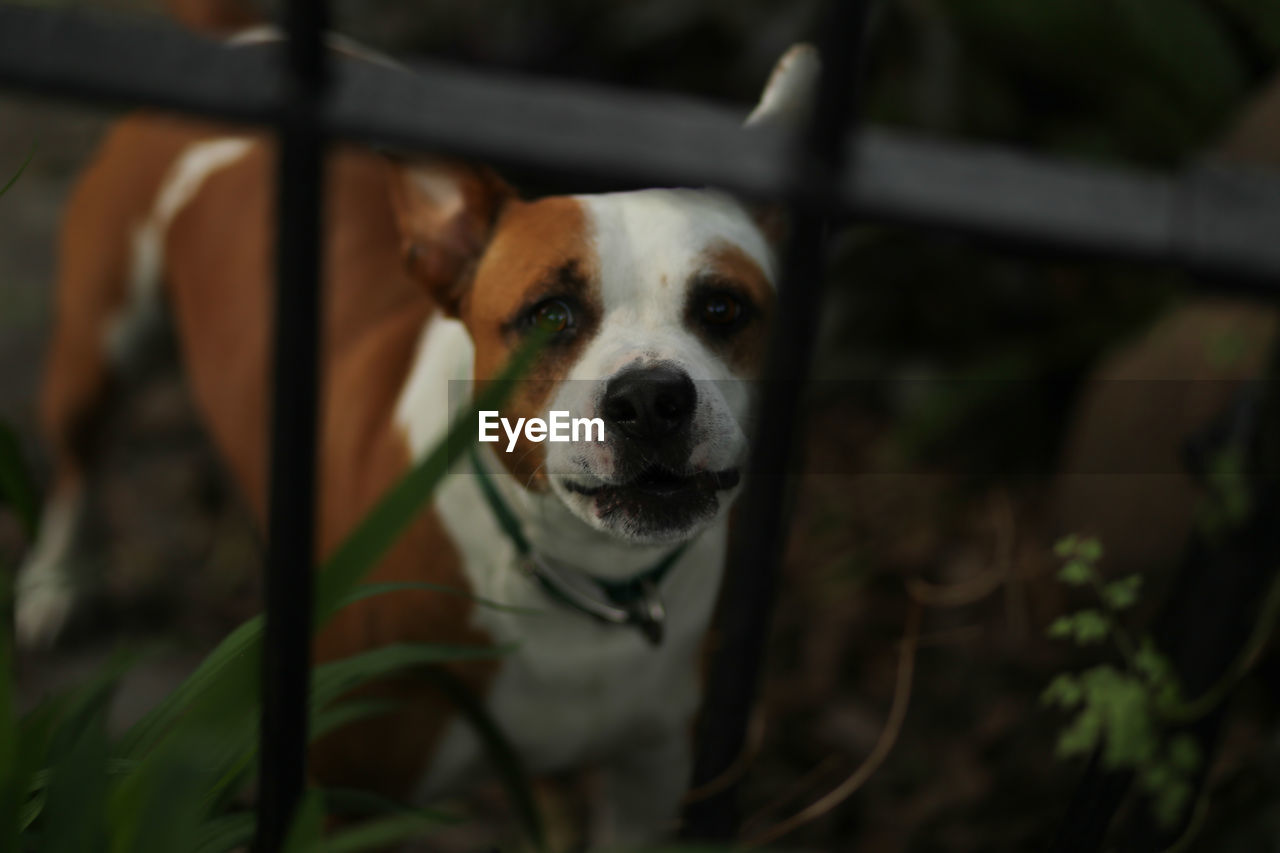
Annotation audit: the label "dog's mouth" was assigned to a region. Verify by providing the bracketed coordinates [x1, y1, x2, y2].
[565, 466, 740, 499]
[563, 466, 740, 537]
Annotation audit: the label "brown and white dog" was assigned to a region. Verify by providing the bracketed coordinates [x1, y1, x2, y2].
[15, 10, 818, 843]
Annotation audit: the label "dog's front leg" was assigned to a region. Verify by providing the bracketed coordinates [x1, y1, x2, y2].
[592, 729, 691, 849]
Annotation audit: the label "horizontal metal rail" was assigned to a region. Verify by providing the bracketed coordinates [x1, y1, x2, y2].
[4, 4, 1280, 288]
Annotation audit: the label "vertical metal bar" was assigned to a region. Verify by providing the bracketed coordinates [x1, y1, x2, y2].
[682, 0, 877, 841]
[255, 0, 328, 850]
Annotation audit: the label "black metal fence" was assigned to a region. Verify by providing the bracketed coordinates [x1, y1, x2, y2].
[4, 0, 1280, 850]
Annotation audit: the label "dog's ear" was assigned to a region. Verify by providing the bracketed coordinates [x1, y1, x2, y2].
[386, 158, 513, 316]
[743, 44, 821, 244]
[745, 43, 821, 129]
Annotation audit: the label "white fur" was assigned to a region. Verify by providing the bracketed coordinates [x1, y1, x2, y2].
[390, 152, 784, 846]
[745, 43, 821, 128]
[543, 189, 773, 542]
[14, 493, 85, 647]
[107, 137, 253, 367]
[393, 249, 735, 843]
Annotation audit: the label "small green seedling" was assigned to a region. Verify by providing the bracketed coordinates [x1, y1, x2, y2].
[1042, 536, 1200, 830]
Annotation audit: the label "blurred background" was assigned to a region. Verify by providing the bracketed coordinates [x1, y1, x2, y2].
[4, 0, 1280, 849]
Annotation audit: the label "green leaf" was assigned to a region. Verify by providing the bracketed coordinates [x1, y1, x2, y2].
[1142, 766, 1192, 830]
[1134, 636, 1169, 681]
[319, 787, 457, 824]
[316, 814, 448, 853]
[1057, 560, 1095, 586]
[1048, 616, 1075, 639]
[1053, 535, 1079, 559]
[341, 580, 542, 617]
[1101, 575, 1143, 611]
[193, 812, 256, 853]
[1076, 538, 1103, 564]
[0, 619, 19, 852]
[311, 698, 402, 742]
[0, 420, 41, 539]
[282, 789, 326, 853]
[1048, 611, 1110, 645]
[310, 643, 513, 714]
[41, 703, 111, 853]
[1056, 705, 1102, 759]
[0, 144, 33, 201]
[116, 616, 262, 760]
[1167, 734, 1201, 774]
[107, 733, 218, 853]
[1092, 674, 1157, 769]
[313, 331, 548, 625]
[1042, 673, 1083, 709]
[119, 332, 546, 769]
[1074, 611, 1110, 644]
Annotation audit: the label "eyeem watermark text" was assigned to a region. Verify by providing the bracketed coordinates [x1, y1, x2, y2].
[479, 411, 605, 452]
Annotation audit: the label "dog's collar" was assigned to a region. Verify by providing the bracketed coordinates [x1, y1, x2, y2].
[468, 447, 686, 645]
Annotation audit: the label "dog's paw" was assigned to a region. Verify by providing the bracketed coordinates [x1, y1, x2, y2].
[14, 493, 87, 649]
[15, 576, 76, 648]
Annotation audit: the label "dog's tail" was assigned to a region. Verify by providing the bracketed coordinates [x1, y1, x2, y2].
[166, 0, 263, 33]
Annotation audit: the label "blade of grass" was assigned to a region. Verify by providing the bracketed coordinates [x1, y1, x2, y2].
[119, 332, 545, 762]
[0, 144, 33, 200]
[310, 643, 513, 712]
[116, 616, 262, 759]
[197, 645, 512, 816]
[0, 421, 40, 539]
[0, 597, 17, 851]
[281, 789, 326, 853]
[316, 814, 448, 853]
[310, 697, 402, 742]
[107, 735, 220, 853]
[40, 703, 110, 853]
[105, 334, 546, 851]
[341, 580, 544, 616]
[319, 786, 458, 824]
[313, 330, 548, 623]
[193, 812, 256, 853]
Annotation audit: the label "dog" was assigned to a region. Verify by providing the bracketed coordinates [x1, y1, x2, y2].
[14, 4, 818, 842]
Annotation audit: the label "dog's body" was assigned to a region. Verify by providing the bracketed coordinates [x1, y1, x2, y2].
[16, 19, 817, 842]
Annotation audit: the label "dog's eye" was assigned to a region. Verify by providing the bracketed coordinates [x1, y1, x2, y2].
[698, 292, 743, 328]
[530, 298, 573, 335]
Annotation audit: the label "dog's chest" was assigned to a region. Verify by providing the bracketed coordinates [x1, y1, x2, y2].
[475, 618, 697, 774]
[413, 471, 721, 798]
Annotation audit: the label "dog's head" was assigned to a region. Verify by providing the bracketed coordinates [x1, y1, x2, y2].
[389, 46, 818, 546]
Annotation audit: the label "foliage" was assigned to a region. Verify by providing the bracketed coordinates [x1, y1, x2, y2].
[0, 333, 552, 852]
[0, 146, 33, 202]
[1041, 536, 1200, 830]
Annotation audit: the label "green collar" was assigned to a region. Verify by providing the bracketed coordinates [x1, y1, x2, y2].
[468, 447, 687, 645]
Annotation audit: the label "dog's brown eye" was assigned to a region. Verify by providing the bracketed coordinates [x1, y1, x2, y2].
[531, 299, 573, 334]
[700, 293, 742, 327]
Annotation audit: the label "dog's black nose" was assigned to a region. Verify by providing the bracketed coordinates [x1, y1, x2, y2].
[602, 366, 696, 442]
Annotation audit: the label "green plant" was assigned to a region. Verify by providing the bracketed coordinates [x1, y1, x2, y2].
[0, 332, 552, 852]
[1041, 536, 1201, 830]
[0, 146, 33, 202]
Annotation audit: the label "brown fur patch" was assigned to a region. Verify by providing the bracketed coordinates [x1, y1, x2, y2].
[464, 196, 600, 488]
[39, 114, 235, 496]
[148, 137, 502, 797]
[386, 159, 513, 316]
[688, 241, 776, 376]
